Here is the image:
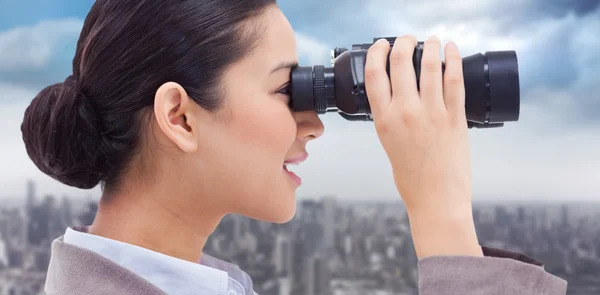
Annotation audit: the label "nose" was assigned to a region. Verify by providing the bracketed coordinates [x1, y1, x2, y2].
[294, 111, 324, 142]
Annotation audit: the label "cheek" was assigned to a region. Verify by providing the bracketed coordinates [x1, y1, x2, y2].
[223, 102, 296, 204]
[230, 102, 297, 158]
[205, 96, 297, 219]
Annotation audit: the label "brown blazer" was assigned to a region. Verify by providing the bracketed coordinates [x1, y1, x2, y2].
[44, 234, 567, 295]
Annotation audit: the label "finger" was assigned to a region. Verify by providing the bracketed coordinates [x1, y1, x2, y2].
[365, 38, 392, 118]
[389, 35, 419, 105]
[443, 41, 466, 116]
[420, 36, 444, 109]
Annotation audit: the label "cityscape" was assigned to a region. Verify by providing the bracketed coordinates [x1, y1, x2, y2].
[0, 181, 599, 295]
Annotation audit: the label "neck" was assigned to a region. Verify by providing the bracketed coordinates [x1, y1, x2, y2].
[88, 185, 224, 264]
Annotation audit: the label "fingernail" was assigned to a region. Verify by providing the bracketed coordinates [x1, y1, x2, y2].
[447, 41, 457, 49]
[429, 35, 439, 42]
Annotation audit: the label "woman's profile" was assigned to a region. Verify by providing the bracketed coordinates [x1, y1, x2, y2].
[21, 1, 567, 294]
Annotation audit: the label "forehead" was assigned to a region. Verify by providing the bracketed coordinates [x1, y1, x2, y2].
[245, 7, 298, 70]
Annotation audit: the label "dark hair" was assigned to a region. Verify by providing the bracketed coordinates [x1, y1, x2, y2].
[21, 0, 277, 190]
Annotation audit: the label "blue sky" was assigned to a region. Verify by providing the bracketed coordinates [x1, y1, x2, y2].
[0, 0, 92, 30]
[1, 0, 599, 201]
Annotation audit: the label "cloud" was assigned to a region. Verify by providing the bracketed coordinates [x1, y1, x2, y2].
[295, 32, 331, 65]
[365, 0, 600, 90]
[0, 18, 82, 71]
[0, 18, 82, 97]
[524, 0, 600, 19]
[516, 11, 600, 92]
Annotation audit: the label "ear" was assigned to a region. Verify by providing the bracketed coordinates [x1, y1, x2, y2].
[154, 82, 199, 153]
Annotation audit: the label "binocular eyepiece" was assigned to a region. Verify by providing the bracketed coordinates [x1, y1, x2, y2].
[290, 37, 520, 128]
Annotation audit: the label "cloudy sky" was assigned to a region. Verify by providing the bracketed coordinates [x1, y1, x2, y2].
[1, 0, 599, 202]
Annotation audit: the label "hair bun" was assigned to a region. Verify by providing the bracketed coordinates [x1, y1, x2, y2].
[21, 75, 107, 189]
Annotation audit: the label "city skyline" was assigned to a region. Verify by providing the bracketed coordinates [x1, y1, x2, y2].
[1, 1, 600, 201]
[1, 179, 600, 295]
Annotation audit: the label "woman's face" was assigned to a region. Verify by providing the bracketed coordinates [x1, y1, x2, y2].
[158, 6, 324, 223]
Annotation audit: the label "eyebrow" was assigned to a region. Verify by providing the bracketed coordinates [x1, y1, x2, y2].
[270, 61, 299, 75]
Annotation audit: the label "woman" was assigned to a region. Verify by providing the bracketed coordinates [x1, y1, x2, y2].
[21, 1, 566, 294]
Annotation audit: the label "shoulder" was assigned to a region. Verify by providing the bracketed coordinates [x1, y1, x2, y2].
[417, 246, 567, 295]
[45, 235, 166, 295]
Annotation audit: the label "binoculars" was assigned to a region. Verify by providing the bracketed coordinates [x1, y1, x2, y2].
[290, 37, 520, 128]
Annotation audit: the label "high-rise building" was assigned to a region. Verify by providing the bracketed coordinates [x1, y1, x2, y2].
[43, 195, 64, 242]
[344, 233, 352, 256]
[0, 214, 8, 246]
[233, 214, 249, 238]
[26, 180, 36, 212]
[25, 180, 36, 250]
[304, 254, 330, 295]
[60, 195, 73, 229]
[517, 206, 526, 224]
[494, 205, 511, 227]
[0, 235, 7, 269]
[273, 234, 293, 276]
[561, 204, 570, 227]
[77, 202, 98, 226]
[473, 208, 481, 224]
[276, 277, 291, 295]
[300, 200, 322, 223]
[321, 197, 336, 250]
[300, 200, 324, 256]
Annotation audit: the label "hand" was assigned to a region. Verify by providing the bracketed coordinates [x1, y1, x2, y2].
[365, 35, 482, 258]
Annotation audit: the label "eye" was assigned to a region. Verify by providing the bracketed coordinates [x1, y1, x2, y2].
[276, 82, 291, 97]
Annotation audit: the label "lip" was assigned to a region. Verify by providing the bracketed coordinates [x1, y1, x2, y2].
[283, 152, 308, 186]
[284, 152, 308, 165]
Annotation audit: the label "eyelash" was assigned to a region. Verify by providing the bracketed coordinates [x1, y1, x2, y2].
[277, 83, 291, 97]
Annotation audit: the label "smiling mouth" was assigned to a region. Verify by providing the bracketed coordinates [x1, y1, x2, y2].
[283, 162, 298, 173]
[283, 163, 302, 186]
[283, 153, 307, 186]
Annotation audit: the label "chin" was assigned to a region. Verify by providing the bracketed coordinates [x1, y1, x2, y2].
[255, 190, 297, 224]
[271, 206, 297, 224]
[237, 173, 299, 224]
[267, 192, 297, 224]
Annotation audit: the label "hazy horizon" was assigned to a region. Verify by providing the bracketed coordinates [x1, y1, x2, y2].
[2, 178, 600, 205]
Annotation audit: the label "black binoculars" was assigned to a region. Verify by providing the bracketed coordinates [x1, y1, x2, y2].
[290, 37, 520, 128]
